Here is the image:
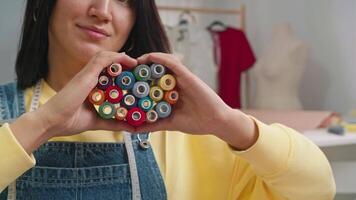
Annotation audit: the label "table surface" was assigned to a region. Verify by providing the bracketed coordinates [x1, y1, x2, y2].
[303, 129, 356, 147]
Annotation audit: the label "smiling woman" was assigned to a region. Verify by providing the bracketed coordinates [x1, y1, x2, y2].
[0, 0, 335, 199]
[16, 0, 170, 91]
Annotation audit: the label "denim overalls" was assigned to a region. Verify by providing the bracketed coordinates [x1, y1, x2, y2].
[0, 82, 167, 200]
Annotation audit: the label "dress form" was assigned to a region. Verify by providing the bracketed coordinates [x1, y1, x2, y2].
[252, 23, 308, 110]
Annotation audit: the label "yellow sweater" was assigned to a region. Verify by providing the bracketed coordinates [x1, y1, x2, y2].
[0, 81, 335, 199]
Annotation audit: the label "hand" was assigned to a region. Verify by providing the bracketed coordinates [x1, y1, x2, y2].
[134, 53, 233, 136]
[36, 51, 137, 137]
[134, 53, 258, 150]
[10, 51, 138, 154]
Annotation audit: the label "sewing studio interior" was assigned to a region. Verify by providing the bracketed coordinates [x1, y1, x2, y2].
[0, 0, 355, 200]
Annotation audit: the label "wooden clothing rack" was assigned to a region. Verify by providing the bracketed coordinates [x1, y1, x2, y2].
[157, 4, 251, 109]
[157, 4, 246, 31]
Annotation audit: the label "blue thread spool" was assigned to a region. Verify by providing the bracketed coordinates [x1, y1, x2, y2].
[134, 64, 151, 81]
[115, 71, 136, 90]
[150, 63, 166, 79]
[121, 93, 137, 110]
[138, 97, 154, 112]
[146, 110, 159, 123]
[132, 81, 150, 99]
[155, 101, 172, 118]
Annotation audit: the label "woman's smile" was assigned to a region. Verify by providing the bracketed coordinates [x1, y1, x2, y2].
[76, 24, 111, 41]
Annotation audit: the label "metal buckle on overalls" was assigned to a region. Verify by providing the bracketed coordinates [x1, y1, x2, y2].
[137, 133, 151, 150]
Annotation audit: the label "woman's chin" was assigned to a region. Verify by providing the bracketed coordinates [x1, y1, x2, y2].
[76, 45, 109, 63]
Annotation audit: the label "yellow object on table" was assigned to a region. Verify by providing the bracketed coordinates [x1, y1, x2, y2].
[345, 123, 356, 132]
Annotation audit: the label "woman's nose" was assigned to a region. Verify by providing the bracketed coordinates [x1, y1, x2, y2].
[88, 0, 112, 23]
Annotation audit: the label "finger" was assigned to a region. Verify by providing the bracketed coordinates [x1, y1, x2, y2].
[82, 98, 133, 132]
[83, 99, 134, 132]
[67, 52, 137, 99]
[85, 51, 137, 78]
[137, 53, 189, 77]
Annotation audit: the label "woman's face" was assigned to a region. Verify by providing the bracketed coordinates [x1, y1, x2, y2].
[49, 0, 135, 64]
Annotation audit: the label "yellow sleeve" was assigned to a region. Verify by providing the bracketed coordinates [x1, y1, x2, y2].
[232, 118, 336, 200]
[0, 123, 36, 192]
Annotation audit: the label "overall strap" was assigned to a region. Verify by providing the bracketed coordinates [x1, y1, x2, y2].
[0, 82, 26, 124]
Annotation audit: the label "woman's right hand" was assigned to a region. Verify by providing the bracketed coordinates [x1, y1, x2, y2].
[10, 51, 137, 154]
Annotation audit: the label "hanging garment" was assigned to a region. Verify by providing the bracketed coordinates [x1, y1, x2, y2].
[165, 24, 218, 91]
[210, 27, 256, 108]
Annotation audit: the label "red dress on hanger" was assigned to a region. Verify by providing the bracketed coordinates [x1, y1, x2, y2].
[211, 27, 256, 108]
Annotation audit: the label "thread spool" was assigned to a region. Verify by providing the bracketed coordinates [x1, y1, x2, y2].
[121, 94, 137, 109]
[134, 64, 151, 81]
[138, 97, 154, 112]
[97, 73, 113, 90]
[155, 101, 172, 118]
[115, 107, 128, 121]
[115, 71, 136, 90]
[107, 63, 122, 77]
[105, 86, 123, 104]
[127, 107, 146, 127]
[164, 90, 179, 105]
[150, 63, 166, 79]
[132, 81, 150, 98]
[98, 102, 116, 119]
[158, 74, 176, 91]
[88, 89, 105, 105]
[149, 86, 164, 102]
[146, 110, 159, 123]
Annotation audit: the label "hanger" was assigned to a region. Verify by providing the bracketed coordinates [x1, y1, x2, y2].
[177, 10, 197, 42]
[178, 10, 197, 25]
[207, 20, 227, 32]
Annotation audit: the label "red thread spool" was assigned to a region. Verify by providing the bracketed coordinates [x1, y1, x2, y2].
[127, 107, 146, 127]
[105, 86, 123, 104]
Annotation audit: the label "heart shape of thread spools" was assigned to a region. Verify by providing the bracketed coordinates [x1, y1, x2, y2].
[88, 63, 179, 127]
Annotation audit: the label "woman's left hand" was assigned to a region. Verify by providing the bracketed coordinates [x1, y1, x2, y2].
[135, 53, 258, 150]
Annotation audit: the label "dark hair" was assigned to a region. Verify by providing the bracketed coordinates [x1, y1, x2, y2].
[16, 0, 171, 90]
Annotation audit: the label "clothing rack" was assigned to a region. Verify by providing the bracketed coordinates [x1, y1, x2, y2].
[157, 4, 251, 109]
[157, 4, 246, 31]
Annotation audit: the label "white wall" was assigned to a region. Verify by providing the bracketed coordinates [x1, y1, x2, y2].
[0, 1, 24, 84]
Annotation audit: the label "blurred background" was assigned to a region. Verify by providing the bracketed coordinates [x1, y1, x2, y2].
[0, 0, 355, 199]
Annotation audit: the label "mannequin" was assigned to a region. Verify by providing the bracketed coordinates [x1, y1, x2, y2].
[252, 23, 308, 110]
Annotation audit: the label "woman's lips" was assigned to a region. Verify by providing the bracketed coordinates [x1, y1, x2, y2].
[77, 24, 110, 40]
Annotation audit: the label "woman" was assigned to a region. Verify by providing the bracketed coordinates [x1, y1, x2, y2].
[0, 0, 335, 199]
